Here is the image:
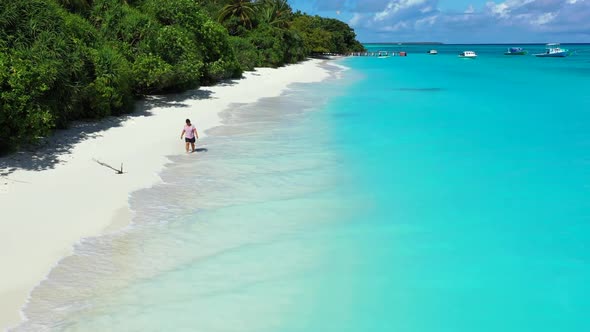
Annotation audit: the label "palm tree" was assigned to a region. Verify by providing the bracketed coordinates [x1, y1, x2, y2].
[55, 0, 92, 13]
[257, 0, 291, 28]
[218, 0, 256, 28]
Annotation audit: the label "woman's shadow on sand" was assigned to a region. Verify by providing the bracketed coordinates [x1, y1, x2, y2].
[191, 148, 209, 153]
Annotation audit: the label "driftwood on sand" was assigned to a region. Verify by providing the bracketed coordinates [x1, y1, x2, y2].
[93, 159, 124, 174]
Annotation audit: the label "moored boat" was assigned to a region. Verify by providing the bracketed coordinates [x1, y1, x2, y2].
[458, 51, 477, 59]
[534, 43, 570, 57]
[504, 47, 527, 55]
[427, 49, 438, 55]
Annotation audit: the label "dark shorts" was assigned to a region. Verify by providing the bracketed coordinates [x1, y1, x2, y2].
[185, 137, 196, 143]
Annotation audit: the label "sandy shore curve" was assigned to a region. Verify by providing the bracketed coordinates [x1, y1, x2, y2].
[0, 59, 331, 330]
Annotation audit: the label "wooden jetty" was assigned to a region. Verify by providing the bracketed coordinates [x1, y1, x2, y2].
[347, 51, 408, 57]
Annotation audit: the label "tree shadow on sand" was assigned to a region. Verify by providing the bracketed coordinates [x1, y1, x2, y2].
[213, 77, 240, 87]
[0, 89, 213, 177]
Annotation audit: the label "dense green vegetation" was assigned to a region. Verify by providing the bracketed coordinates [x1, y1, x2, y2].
[0, 0, 364, 153]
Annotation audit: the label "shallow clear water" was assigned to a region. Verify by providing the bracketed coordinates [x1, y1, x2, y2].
[16, 45, 590, 331]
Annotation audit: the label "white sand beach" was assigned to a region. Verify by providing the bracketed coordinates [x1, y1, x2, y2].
[0, 59, 331, 330]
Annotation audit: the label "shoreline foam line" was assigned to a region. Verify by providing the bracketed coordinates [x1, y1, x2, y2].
[0, 58, 335, 331]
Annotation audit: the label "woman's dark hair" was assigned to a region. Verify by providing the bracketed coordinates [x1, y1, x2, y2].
[186, 119, 191, 124]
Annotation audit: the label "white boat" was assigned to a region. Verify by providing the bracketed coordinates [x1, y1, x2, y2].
[458, 51, 477, 58]
[427, 50, 438, 55]
[504, 47, 527, 55]
[377, 51, 390, 58]
[534, 43, 570, 57]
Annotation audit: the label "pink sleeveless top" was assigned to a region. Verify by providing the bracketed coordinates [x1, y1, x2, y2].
[184, 125, 195, 139]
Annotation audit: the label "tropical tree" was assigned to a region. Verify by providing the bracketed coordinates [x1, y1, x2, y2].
[218, 0, 255, 28]
[0, 0, 365, 154]
[55, 0, 92, 14]
[256, 0, 291, 28]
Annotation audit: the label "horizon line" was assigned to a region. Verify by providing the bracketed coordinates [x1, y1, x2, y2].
[362, 42, 590, 45]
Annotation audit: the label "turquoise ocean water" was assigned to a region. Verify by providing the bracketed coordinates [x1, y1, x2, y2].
[16, 44, 590, 331]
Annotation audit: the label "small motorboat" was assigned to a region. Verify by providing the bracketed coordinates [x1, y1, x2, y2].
[427, 49, 438, 55]
[534, 43, 570, 57]
[504, 47, 527, 55]
[377, 50, 390, 58]
[458, 51, 477, 59]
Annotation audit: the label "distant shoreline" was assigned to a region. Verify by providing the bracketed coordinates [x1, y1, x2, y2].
[363, 42, 590, 45]
[364, 42, 444, 45]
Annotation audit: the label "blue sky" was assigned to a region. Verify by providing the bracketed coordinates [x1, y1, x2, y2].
[289, 0, 590, 43]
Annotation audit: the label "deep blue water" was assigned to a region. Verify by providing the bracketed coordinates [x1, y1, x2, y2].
[17, 45, 590, 331]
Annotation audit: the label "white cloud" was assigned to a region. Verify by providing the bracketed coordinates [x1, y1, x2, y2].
[344, 0, 590, 42]
[421, 6, 434, 13]
[531, 12, 557, 25]
[415, 15, 439, 28]
[349, 13, 366, 26]
[487, 1, 510, 17]
[374, 0, 427, 21]
[379, 21, 411, 31]
[484, 0, 566, 28]
[486, 0, 546, 19]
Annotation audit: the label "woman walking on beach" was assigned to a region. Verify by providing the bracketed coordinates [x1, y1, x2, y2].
[180, 119, 199, 153]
